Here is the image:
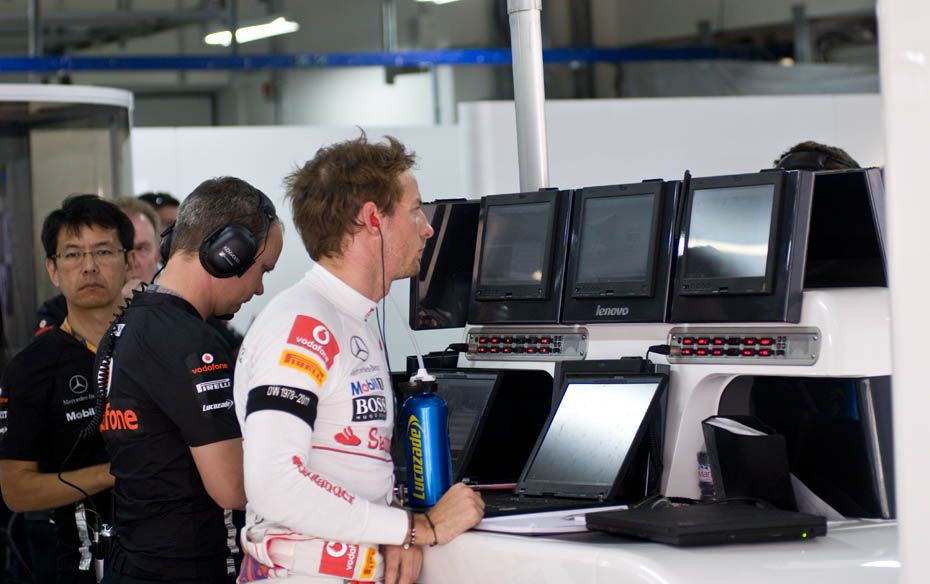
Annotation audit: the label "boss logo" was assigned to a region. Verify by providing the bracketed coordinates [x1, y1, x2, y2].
[352, 395, 387, 422]
[595, 304, 630, 317]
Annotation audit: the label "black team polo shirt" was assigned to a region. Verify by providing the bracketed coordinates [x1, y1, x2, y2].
[0, 327, 112, 584]
[102, 291, 241, 581]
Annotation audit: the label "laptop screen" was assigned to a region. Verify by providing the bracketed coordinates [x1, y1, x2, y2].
[522, 378, 663, 495]
[436, 374, 497, 477]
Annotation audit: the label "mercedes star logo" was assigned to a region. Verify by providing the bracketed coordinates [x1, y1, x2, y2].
[350, 336, 369, 361]
[69, 374, 89, 395]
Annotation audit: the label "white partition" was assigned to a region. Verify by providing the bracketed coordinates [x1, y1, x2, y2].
[460, 94, 883, 195]
[132, 125, 465, 370]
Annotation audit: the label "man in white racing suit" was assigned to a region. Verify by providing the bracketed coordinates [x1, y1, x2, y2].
[234, 134, 484, 584]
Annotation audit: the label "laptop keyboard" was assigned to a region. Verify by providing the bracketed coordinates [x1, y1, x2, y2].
[483, 493, 609, 517]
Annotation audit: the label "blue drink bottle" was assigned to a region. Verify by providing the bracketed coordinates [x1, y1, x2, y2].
[402, 383, 453, 508]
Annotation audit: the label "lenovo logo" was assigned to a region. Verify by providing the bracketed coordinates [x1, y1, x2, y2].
[595, 304, 630, 317]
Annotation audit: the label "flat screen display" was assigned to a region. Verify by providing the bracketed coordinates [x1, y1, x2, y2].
[684, 184, 775, 280]
[576, 194, 655, 285]
[436, 375, 496, 476]
[524, 380, 660, 487]
[478, 202, 551, 287]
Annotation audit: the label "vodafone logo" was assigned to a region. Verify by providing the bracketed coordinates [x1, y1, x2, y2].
[287, 315, 340, 368]
[202, 353, 215, 364]
[326, 542, 348, 558]
[313, 325, 331, 345]
[319, 540, 359, 577]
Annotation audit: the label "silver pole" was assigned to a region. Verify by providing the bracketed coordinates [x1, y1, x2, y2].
[28, 0, 43, 57]
[508, 0, 549, 191]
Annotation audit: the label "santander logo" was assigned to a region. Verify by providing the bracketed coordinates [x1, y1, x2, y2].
[287, 315, 339, 368]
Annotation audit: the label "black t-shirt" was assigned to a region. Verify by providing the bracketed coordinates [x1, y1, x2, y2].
[0, 327, 112, 584]
[35, 293, 69, 332]
[102, 291, 241, 580]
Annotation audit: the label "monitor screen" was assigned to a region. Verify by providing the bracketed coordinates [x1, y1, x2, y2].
[478, 201, 551, 287]
[435, 374, 496, 476]
[524, 380, 661, 487]
[684, 184, 775, 280]
[575, 193, 655, 293]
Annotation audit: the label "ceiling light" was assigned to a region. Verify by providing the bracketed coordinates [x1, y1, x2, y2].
[204, 16, 299, 47]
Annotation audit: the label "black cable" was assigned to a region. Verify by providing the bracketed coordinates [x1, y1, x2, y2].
[3, 513, 34, 583]
[645, 344, 670, 362]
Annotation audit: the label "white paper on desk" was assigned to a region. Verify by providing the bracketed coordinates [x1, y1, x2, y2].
[703, 417, 768, 436]
[790, 474, 845, 520]
[474, 505, 628, 535]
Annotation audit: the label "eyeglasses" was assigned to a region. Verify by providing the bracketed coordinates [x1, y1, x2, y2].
[52, 248, 126, 268]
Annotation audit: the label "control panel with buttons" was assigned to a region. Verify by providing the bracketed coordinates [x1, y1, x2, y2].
[667, 327, 821, 366]
[465, 327, 588, 361]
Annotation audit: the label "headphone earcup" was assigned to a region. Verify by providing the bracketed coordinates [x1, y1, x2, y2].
[159, 225, 174, 262]
[199, 223, 259, 279]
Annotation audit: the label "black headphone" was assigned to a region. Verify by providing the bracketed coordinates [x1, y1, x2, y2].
[159, 191, 277, 279]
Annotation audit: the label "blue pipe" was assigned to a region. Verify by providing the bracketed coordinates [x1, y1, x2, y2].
[0, 47, 764, 73]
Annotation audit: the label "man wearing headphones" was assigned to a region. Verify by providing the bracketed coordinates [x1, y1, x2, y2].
[1, 194, 134, 583]
[233, 135, 483, 584]
[101, 177, 283, 584]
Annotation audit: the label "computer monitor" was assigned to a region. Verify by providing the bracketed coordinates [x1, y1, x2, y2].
[803, 167, 886, 289]
[409, 199, 480, 330]
[518, 360, 668, 500]
[562, 181, 680, 323]
[392, 369, 553, 485]
[470, 189, 572, 324]
[671, 170, 814, 323]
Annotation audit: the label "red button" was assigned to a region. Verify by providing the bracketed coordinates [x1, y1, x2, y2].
[760, 338, 773, 346]
[681, 348, 693, 356]
[697, 338, 709, 345]
[712, 349, 723, 356]
[539, 347, 550, 354]
[742, 349, 755, 356]
[713, 338, 725, 345]
[758, 349, 772, 356]
[490, 337, 499, 344]
[477, 347, 487, 353]
[489, 347, 499, 353]
[540, 337, 550, 344]
[682, 338, 694, 346]
[695, 349, 708, 356]
[744, 338, 757, 346]
[478, 337, 488, 344]
[526, 347, 536, 354]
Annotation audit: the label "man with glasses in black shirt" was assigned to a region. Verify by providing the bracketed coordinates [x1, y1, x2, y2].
[0, 194, 134, 583]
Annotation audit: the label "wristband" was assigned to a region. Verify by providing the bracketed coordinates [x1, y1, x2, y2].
[423, 512, 439, 547]
[403, 510, 415, 550]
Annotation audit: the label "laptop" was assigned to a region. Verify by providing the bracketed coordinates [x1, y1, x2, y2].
[585, 503, 827, 546]
[481, 373, 668, 517]
[393, 369, 553, 485]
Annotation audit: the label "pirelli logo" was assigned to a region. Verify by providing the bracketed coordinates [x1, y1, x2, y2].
[196, 378, 231, 394]
[280, 350, 327, 386]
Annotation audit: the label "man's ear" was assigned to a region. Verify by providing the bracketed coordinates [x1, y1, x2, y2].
[46, 257, 61, 289]
[360, 201, 381, 233]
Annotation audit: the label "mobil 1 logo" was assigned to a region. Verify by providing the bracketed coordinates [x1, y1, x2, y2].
[352, 395, 387, 422]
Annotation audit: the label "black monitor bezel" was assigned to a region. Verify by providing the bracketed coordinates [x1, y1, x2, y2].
[677, 172, 784, 296]
[516, 371, 668, 499]
[409, 199, 480, 330]
[474, 191, 558, 301]
[569, 183, 663, 299]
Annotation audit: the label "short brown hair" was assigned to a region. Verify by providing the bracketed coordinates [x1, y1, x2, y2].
[169, 177, 278, 258]
[285, 133, 416, 260]
[114, 196, 161, 234]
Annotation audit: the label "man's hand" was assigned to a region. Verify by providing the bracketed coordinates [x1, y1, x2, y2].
[382, 543, 423, 584]
[419, 482, 484, 545]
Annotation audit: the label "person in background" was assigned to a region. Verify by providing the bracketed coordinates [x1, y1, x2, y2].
[774, 141, 861, 171]
[101, 177, 283, 584]
[234, 134, 483, 584]
[0, 194, 134, 583]
[113, 197, 161, 293]
[137, 192, 180, 230]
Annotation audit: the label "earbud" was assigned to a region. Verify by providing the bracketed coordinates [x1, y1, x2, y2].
[370, 215, 380, 228]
